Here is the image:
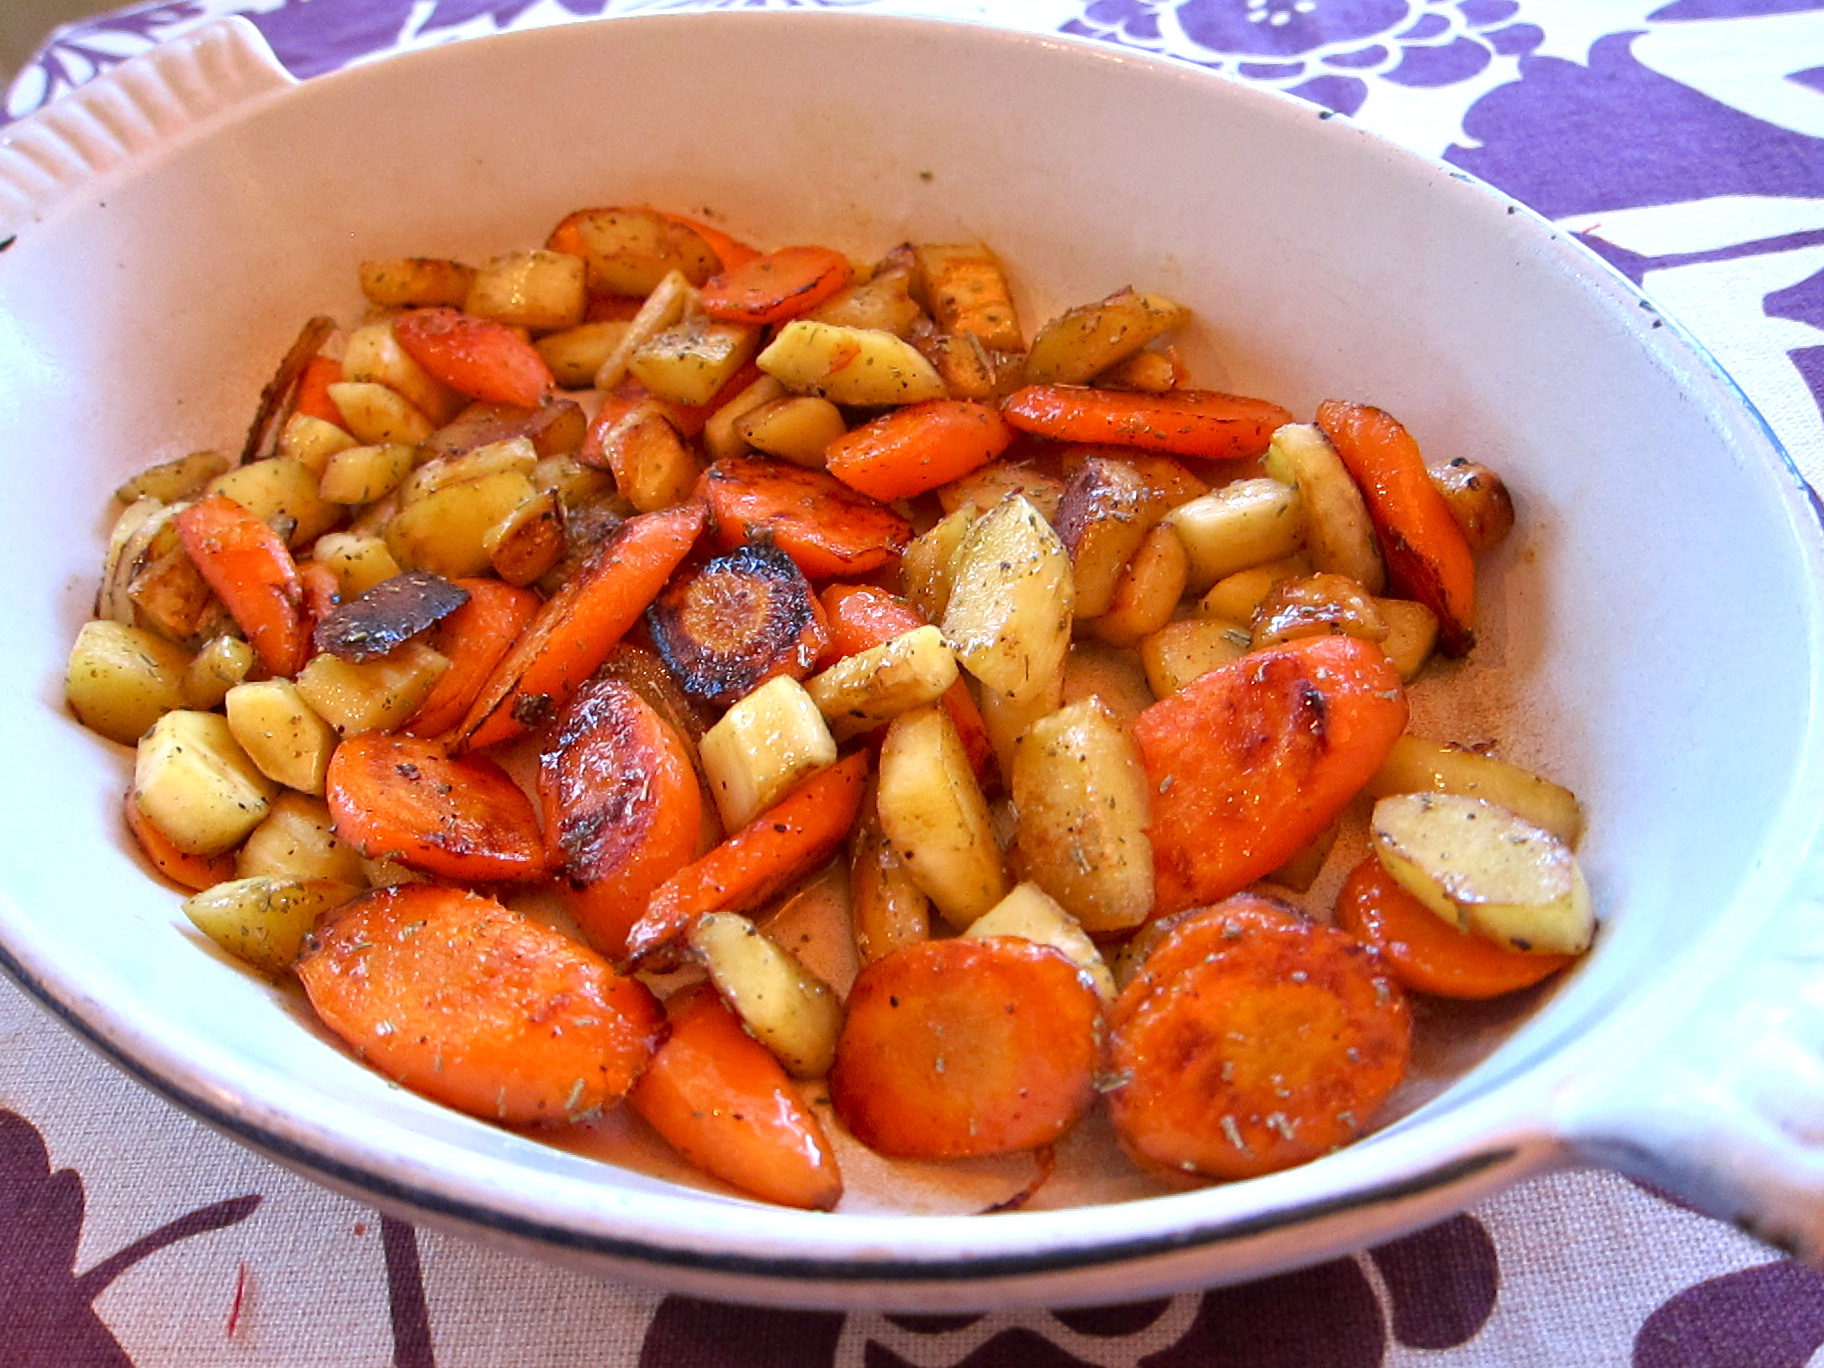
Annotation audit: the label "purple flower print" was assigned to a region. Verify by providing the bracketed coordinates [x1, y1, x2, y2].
[1633, 1260, 1824, 1368]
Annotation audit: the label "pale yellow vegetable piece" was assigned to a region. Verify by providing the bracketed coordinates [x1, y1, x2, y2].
[359, 257, 475, 308]
[485, 487, 565, 587]
[328, 381, 435, 446]
[698, 676, 837, 831]
[311, 533, 402, 600]
[133, 710, 276, 856]
[756, 320, 947, 406]
[385, 470, 536, 578]
[704, 374, 788, 463]
[1163, 477, 1304, 593]
[805, 625, 957, 741]
[563, 208, 718, 297]
[850, 788, 932, 966]
[236, 791, 366, 887]
[900, 507, 972, 623]
[628, 316, 761, 407]
[1365, 734, 1583, 845]
[318, 443, 414, 505]
[536, 321, 630, 389]
[1262, 423, 1386, 594]
[98, 498, 177, 628]
[1060, 640, 1156, 732]
[464, 249, 587, 333]
[181, 635, 255, 711]
[224, 679, 339, 795]
[976, 670, 1063, 791]
[733, 395, 847, 469]
[65, 620, 190, 745]
[1140, 617, 1252, 697]
[805, 261, 921, 335]
[593, 269, 696, 391]
[277, 413, 359, 476]
[877, 705, 1007, 928]
[1249, 572, 1387, 651]
[208, 457, 340, 548]
[1199, 554, 1314, 623]
[293, 642, 448, 736]
[1054, 456, 1158, 619]
[966, 882, 1116, 1004]
[1267, 821, 1341, 893]
[115, 450, 232, 505]
[910, 243, 1023, 351]
[399, 438, 538, 505]
[1093, 521, 1190, 648]
[593, 404, 704, 513]
[688, 911, 843, 1079]
[343, 321, 465, 426]
[183, 875, 359, 977]
[942, 494, 1074, 706]
[1023, 289, 1189, 386]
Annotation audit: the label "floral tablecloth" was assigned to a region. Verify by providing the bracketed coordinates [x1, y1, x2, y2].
[6, 1, 1824, 1364]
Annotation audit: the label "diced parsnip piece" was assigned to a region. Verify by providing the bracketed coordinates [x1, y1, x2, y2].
[310, 533, 402, 599]
[1140, 617, 1252, 697]
[485, 487, 564, 586]
[183, 875, 358, 977]
[464, 249, 587, 332]
[277, 414, 359, 475]
[1054, 456, 1158, 619]
[941, 494, 1074, 706]
[1266, 821, 1340, 893]
[182, 635, 254, 711]
[849, 785, 932, 965]
[318, 443, 414, 505]
[535, 321, 629, 389]
[385, 470, 537, 578]
[756, 321, 947, 406]
[733, 395, 846, 468]
[400, 438, 538, 505]
[427, 397, 587, 461]
[1432, 457, 1515, 553]
[65, 620, 190, 745]
[1011, 700, 1153, 932]
[900, 507, 972, 624]
[877, 705, 1007, 928]
[628, 316, 762, 407]
[293, 641, 448, 736]
[1262, 423, 1386, 594]
[936, 461, 1067, 523]
[553, 206, 719, 296]
[359, 257, 475, 308]
[236, 791, 366, 886]
[532, 454, 613, 506]
[1023, 289, 1189, 386]
[910, 243, 1023, 350]
[924, 332, 1016, 403]
[806, 625, 958, 740]
[688, 911, 843, 1079]
[976, 670, 1063, 790]
[704, 374, 788, 462]
[327, 380, 435, 446]
[592, 269, 696, 391]
[805, 258, 922, 335]
[1365, 734, 1583, 844]
[343, 322, 465, 426]
[124, 546, 213, 642]
[115, 450, 232, 505]
[698, 676, 837, 831]
[224, 679, 339, 794]
[1370, 792, 1593, 955]
[1199, 553, 1313, 622]
[1163, 477, 1304, 593]
[965, 882, 1116, 1003]
[1095, 347, 1180, 392]
[591, 402, 703, 513]
[1093, 521, 1189, 648]
[134, 710, 276, 856]
[1375, 597, 1440, 682]
[1060, 641, 1155, 731]
[208, 457, 340, 548]
[1250, 572, 1387, 650]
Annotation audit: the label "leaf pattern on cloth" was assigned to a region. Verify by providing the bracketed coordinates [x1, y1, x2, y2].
[1632, 1260, 1824, 1367]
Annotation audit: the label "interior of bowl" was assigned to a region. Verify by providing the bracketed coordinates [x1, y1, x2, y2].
[1, 9, 1820, 1303]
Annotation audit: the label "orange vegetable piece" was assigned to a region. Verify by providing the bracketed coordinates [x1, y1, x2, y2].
[406, 578, 543, 739]
[454, 501, 706, 751]
[1133, 634, 1408, 915]
[647, 541, 829, 706]
[298, 884, 663, 1125]
[1107, 896, 1411, 1181]
[325, 733, 547, 883]
[699, 245, 853, 326]
[1316, 399, 1477, 656]
[1001, 385, 1292, 461]
[699, 455, 911, 579]
[539, 676, 703, 958]
[292, 355, 346, 428]
[829, 937, 1104, 1160]
[124, 792, 235, 892]
[173, 492, 309, 678]
[393, 307, 554, 409]
[624, 750, 870, 966]
[628, 983, 842, 1210]
[298, 558, 342, 629]
[1334, 856, 1576, 999]
[825, 400, 1014, 502]
[653, 210, 762, 272]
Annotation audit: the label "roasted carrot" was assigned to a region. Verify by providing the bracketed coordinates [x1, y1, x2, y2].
[1334, 856, 1575, 999]
[1107, 896, 1410, 1181]
[125, 792, 235, 892]
[454, 501, 706, 751]
[298, 884, 663, 1125]
[825, 400, 1014, 502]
[539, 676, 703, 958]
[174, 493, 309, 677]
[292, 355, 346, 428]
[298, 558, 342, 629]
[406, 579, 543, 739]
[545, 206, 720, 294]
[647, 541, 828, 705]
[624, 750, 869, 966]
[1001, 385, 1291, 461]
[654, 210, 761, 272]
[829, 937, 1104, 1160]
[325, 733, 547, 882]
[392, 307, 554, 409]
[628, 982, 842, 1210]
[699, 454, 911, 579]
[1133, 634, 1408, 915]
[699, 245, 853, 326]
[1317, 400, 1476, 656]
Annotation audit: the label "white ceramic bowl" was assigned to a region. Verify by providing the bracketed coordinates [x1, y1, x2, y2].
[3, 11, 1823, 1310]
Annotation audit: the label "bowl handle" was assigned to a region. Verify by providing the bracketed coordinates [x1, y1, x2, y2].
[0, 18, 293, 241]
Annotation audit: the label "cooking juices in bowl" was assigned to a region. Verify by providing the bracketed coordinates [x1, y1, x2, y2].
[67, 204, 1596, 1211]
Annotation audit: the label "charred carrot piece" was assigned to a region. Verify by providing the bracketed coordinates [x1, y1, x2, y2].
[699, 245, 853, 326]
[407, 579, 543, 738]
[292, 355, 346, 428]
[625, 750, 870, 966]
[125, 791, 235, 892]
[325, 733, 547, 883]
[1317, 399, 1477, 656]
[653, 210, 762, 273]
[1002, 384, 1291, 461]
[298, 884, 664, 1125]
[454, 501, 706, 751]
[628, 983, 842, 1210]
[174, 493, 309, 677]
[699, 454, 912, 579]
[825, 400, 1014, 502]
[393, 307, 554, 409]
[298, 558, 342, 629]
[647, 541, 829, 706]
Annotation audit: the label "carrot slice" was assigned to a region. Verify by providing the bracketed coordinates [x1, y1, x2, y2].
[654, 210, 762, 273]
[298, 884, 663, 1125]
[625, 750, 870, 966]
[1334, 856, 1575, 999]
[628, 982, 843, 1209]
[699, 455, 911, 579]
[1001, 385, 1291, 461]
[406, 579, 543, 739]
[393, 307, 554, 409]
[454, 501, 706, 751]
[292, 355, 346, 428]
[539, 676, 703, 958]
[699, 245, 853, 326]
[1316, 400, 1476, 656]
[829, 937, 1104, 1160]
[174, 493, 309, 677]
[647, 541, 829, 706]
[825, 400, 1014, 502]
[298, 558, 342, 630]
[1133, 634, 1408, 915]
[124, 791, 235, 892]
[325, 733, 547, 882]
[1107, 897, 1410, 1181]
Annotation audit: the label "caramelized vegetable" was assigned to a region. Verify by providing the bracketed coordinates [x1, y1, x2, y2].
[647, 541, 828, 706]
[699, 245, 853, 325]
[699, 454, 911, 579]
[824, 400, 1013, 502]
[173, 493, 309, 678]
[393, 308, 555, 409]
[404, 579, 541, 738]
[1002, 385, 1292, 461]
[311, 570, 469, 663]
